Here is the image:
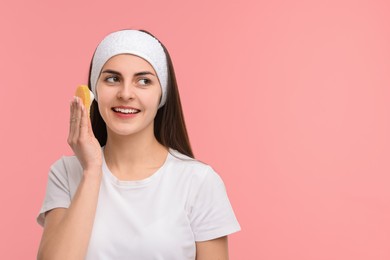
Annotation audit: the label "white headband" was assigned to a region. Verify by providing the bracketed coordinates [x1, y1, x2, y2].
[90, 30, 168, 108]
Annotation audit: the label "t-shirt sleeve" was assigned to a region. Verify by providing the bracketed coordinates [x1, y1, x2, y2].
[189, 166, 241, 241]
[37, 157, 72, 227]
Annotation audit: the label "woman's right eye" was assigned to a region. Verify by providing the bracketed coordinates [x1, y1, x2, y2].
[105, 76, 119, 83]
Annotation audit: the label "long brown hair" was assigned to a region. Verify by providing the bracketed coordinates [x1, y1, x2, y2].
[88, 29, 194, 158]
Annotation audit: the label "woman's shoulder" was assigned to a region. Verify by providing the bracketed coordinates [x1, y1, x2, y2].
[167, 149, 220, 180]
[49, 155, 83, 178]
[51, 155, 81, 168]
[168, 149, 209, 169]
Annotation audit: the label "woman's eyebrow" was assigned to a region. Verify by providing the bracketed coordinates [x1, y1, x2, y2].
[101, 69, 121, 75]
[101, 70, 156, 77]
[134, 71, 156, 77]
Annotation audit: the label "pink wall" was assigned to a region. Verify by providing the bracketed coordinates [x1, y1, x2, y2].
[1, 0, 389, 259]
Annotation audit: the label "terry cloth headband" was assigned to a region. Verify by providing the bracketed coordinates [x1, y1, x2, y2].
[90, 30, 168, 108]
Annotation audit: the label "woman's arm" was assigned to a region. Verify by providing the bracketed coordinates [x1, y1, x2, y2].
[37, 171, 102, 260]
[37, 97, 103, 260]
[195, 236, 229, 260]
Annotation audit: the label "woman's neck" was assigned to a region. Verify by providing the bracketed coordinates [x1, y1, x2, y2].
[103, 128, 168, 180]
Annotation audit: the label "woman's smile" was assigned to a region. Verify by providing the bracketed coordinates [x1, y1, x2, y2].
[112, 106, 141, 118]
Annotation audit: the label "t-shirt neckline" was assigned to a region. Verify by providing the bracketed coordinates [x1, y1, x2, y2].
[101, 147, 172, 188]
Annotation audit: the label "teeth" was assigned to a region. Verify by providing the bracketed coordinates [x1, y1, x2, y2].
[113, 108, 139, 114]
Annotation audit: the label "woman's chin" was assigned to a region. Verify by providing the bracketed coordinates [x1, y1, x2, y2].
[106, 123, 154, 139]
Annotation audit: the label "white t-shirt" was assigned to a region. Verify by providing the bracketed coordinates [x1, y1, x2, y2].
[37, 149, 240, 259]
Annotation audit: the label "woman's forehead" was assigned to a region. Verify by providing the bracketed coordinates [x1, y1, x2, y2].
[102, 54, 156, 73]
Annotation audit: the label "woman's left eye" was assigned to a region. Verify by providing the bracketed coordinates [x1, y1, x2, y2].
[138, 78, 151, 86]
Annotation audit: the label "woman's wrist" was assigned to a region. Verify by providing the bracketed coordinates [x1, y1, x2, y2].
[83, 167, 103, 180]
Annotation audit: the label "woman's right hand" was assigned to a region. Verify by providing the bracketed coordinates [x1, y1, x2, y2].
[67, 97, 102, 172]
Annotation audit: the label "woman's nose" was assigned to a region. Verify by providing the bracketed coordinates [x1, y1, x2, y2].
[117, 82, 136, 100]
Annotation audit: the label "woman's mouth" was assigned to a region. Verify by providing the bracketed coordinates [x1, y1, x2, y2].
[111, 107, 141, 119]
[112, 107, 141, 114]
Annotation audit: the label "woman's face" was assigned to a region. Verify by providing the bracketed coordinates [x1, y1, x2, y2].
[96, 54, 162, 138]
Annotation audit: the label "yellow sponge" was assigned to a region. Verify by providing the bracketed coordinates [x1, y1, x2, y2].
[75, 85, 94, 115]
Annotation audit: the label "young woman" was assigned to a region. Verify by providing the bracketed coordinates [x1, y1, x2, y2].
[37, 29, 240, 260]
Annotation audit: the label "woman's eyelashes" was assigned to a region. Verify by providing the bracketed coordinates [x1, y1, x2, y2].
[104, 75, 120, 84]
[137, 78, 152, 86]
[102, 74, 153, 87]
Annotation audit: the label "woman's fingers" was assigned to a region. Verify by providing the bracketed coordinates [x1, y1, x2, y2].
[68, 97, 77, 144]
[67, 97, 102, 171]
[79, 101, 89, 137]
[87, 107, 94, 135]
[68, 97, 94, 143]
[73, 98, 82, 142]
[68, 97, 82, 146]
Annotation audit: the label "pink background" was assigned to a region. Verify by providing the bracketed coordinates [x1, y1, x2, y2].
[1, 0, 389, 259]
